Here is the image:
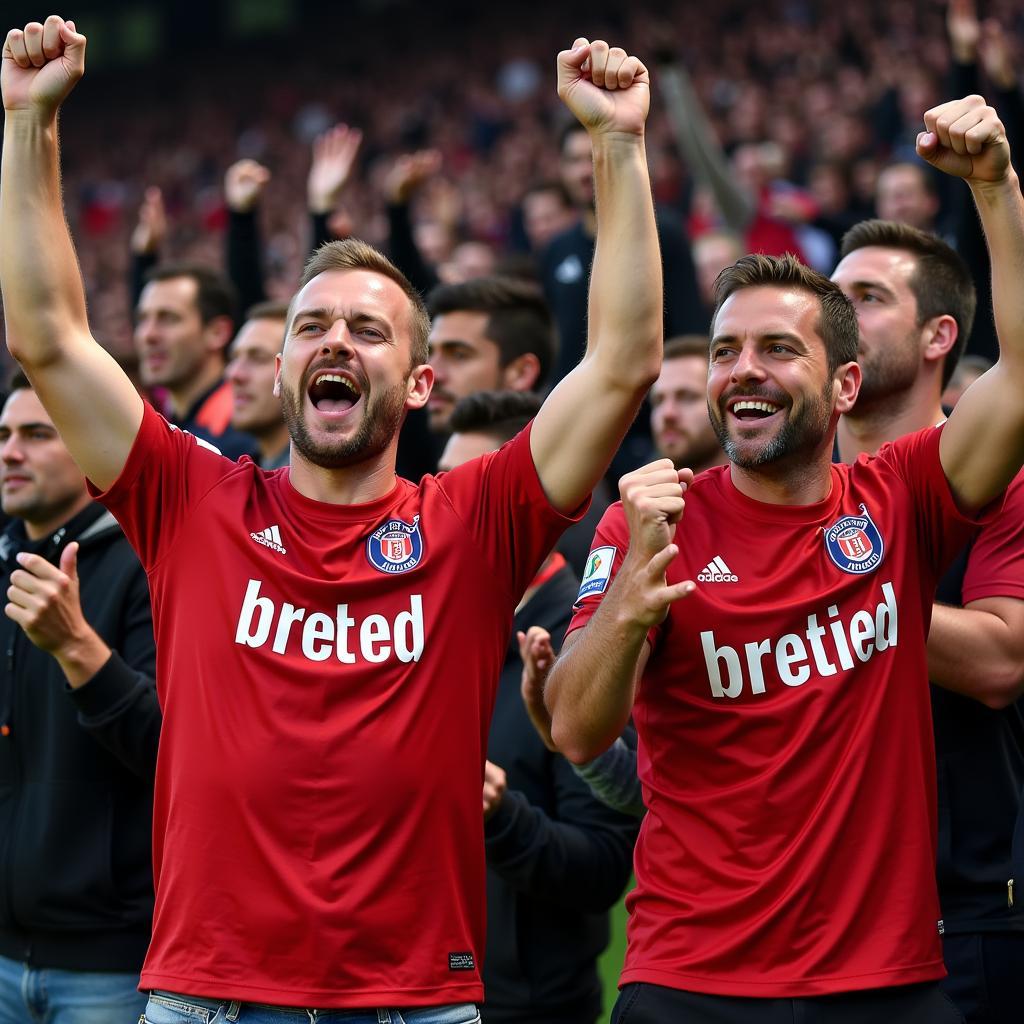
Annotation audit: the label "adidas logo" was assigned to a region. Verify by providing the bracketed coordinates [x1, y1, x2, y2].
[251, 524, 287, 555]
[697, 556, 738, 583]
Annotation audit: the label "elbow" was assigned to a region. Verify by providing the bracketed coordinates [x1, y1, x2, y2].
[972, 661, 1024, 710]
[550, 720, 608, 766]
[978, 675, 1024, 711]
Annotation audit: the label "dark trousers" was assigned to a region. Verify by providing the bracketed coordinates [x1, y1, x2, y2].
[941, 932, 1024, 1023]
[611, 981, 964, 1024]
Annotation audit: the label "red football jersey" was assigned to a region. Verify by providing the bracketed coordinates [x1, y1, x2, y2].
[91, 403, 580, 1007]
[961, 470, 1024, 604]
[568, 424, 990, 997]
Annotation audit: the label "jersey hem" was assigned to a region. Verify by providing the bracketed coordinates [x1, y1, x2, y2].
[618, 960, 945, 997]
[140, 971, 483, 1007]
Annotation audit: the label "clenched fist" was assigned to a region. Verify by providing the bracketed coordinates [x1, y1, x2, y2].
[557, 38, 650, 137]
[2, 16, 86, 117]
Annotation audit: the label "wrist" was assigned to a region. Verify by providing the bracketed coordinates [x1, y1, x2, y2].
[53, 629, 110, 689]
[4, 107, 59, 134]
[970, 167, 1020, 202]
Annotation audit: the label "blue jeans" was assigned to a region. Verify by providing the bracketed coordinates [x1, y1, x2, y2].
[142, 992, 481, 1024]
[0, 953, 146, 1024]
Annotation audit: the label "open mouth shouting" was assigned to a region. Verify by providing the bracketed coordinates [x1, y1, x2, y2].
[307, 370, 363, 418]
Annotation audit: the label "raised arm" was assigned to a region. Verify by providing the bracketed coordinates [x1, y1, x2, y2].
[530, 39, 662, 512]
[920, 95, 1024, 511]
[1, 16, 143, 491]
[546, 462, 694, 763]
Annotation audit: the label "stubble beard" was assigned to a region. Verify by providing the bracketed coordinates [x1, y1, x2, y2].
[280, 379, 408, 470]
[710, 383, 834, 470]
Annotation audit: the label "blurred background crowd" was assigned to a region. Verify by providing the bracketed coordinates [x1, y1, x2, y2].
[2, 0, 1020, 372]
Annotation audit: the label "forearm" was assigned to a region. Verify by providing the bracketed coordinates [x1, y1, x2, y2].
[547, 580, 649, 764]
[972, 171, 1024, 374]
[587, 134, 661, 384]
[928, 602, 1024, 708]
[71, 652, 161, 780]
[1, 111, 91, 363]
[658, 65, 753, 232]
[484, 788, 635, 910]
[51, 627, 112, 689]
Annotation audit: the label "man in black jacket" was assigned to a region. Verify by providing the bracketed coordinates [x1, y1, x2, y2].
[0, 376, 159, 1024]
[440, 391, 638, 1024]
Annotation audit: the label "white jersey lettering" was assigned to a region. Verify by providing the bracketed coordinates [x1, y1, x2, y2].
[234, 579, 424, 664]
[701, 582, 897, 699]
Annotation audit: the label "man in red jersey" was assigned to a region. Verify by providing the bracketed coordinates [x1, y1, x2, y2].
[0, 16, 661, 1023]
[831, 220, 1024, 1023]
[546, 95, 1024, 1023]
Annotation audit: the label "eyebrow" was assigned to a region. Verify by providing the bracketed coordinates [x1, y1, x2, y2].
[711, 331, 807, 349]
[0, 422, 56, 433]
[846, 280, 898, 299]
[290, 307, 393, 333]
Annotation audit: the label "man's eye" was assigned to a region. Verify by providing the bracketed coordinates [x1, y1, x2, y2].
[358, 327, 386, 340]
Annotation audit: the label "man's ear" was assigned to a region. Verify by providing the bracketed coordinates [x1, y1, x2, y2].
[204, 315, 236, 355]
[406, 363, 435, 410]
[923, 314, 958, 365]
[834, 360, 862, 415]
[500, 352, 542, 392]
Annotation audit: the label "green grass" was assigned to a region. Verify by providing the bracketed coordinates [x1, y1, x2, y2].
[596, 892, 630, 1023]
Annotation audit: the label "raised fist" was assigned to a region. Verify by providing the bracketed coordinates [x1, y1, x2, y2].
[917, 95, 1010, 186]
[2, 16, 85, 116]
[224, 159, 271, 214]
[556, 37, 650, 137]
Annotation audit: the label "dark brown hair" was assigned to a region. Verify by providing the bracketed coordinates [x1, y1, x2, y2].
[712, 253, 859, 372]
[840, 219, 976, 388]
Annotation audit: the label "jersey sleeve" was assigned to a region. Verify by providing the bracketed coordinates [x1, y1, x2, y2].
[436, 420, 589, 599]
[564, 502, 664, 648]
[961, 470, 1024, 603]
[872, 422, 995, 574]
[86, 402, 239, 571]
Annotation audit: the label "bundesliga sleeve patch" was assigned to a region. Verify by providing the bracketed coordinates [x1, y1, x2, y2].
[577, 546, 617, 600]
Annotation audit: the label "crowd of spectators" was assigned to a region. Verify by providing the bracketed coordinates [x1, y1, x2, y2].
[12, 0, 1018, 374]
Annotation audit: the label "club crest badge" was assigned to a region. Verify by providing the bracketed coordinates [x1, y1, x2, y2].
[366, 515, 424, 574]
[823, 504, 884, 575]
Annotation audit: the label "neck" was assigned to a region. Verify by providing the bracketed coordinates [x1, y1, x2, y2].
[23, 494, 93, 541]
[169, 360, 224, 419]
[257, 423, 291, 466]
[686, 450, 729, 476]
[728, 441, 836, 506]
[581, 207, 596, 237]
[286, 443, 399, 505]
[837, 387, 944, 462]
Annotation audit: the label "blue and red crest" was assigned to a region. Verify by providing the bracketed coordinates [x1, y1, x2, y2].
[366, 515, 424, 574]
[824, 504, 884, 575]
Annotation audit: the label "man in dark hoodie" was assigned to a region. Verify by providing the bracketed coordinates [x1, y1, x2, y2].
[439, 391, 638, 1024]
[0, 374, 159, 1023]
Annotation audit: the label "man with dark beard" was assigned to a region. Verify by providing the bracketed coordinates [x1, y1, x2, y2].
[648, 336, 725, 476]
[545, 92, 1024, 1023]
[831, 220, 1024, 1024]
[0, 17, 664, 1024]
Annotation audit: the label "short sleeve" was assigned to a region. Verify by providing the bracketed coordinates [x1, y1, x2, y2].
[564, 502, 663, 647]
[871, 423, 995, 574]
[87, 402, 239, 570]
[436, 420, 589, 600]
[961, 470, 1024, 604]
